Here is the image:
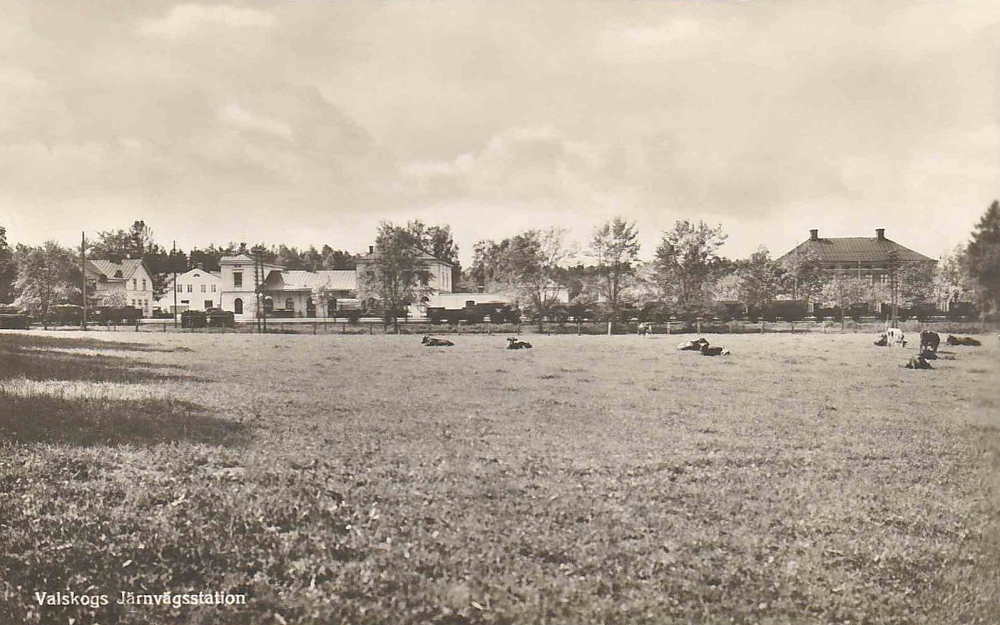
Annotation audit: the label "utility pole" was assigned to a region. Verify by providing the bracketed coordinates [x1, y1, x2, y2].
[81, 232, 88, 331]
[172, 241, 178, 328]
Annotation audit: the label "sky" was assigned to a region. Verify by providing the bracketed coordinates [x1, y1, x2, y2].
[1, 0, 998, 266]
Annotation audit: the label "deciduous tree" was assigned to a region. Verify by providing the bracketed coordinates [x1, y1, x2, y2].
[13, 241, 81, 329]
[590, 217, 640, 321]
[0, 223, 15, 304]
[652, 221, 728, 321]
[357, 221, 434, 332]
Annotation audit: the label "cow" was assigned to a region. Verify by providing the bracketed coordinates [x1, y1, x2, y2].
[946, 335, 981, 346]
[700, 344, 730, 356]
[874, 334, 888, 347]
[506, 337, 532, 350]
[904, 353, 933, 369]
[886, 327, 906, 347]
[919, 330, 940, 353]
[919, 345, 938, 360]
[421, 335, 454, 347]
[677, 338, 710, 351]
[637, 322, 653, 338]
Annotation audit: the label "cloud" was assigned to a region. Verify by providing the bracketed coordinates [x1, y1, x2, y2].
[219, 103, 294, 141]
[139, 4, 275, 38]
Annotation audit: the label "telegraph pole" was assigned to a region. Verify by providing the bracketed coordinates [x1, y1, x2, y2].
[81, 232, 88, 331]
[172, 241, 179, 328]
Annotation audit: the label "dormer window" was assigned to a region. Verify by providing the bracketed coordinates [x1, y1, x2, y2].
[114, 270, 123, 278]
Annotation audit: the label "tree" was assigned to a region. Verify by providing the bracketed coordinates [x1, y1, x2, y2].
[781, 247, 825, 307]
[356, 221, 434, 332]
[0, 223, 15, 304]
[738, 246, 782, 314]
[933, 245, 977, 309]
[13, 241, 81, 329]
[99, 289, 129, 309]
[476, 228, 575, 330]
[319, 245, 356, 270]
[406, 221, 461, 287]
[966, 200, 1000, 326]
[652, 221, 728, 321]
[590, 217, 641, 321]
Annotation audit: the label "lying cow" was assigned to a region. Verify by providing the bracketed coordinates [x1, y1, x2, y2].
[677, 338, 710, 351]
[506, 337, 532, 350]
[946, 335, 981, 346]
[874, 334, 888, 347]
[700, 343, 730, 356]
[421, 335, 454, 347]
[904, 353, 933, 370]
[919, 345, 938, 360]
[919, 330, 940, 353]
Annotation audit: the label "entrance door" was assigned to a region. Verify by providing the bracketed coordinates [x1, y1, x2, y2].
[234, 298, 243, 315]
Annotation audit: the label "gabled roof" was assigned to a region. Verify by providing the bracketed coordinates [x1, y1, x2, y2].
[263, 270, 357, 292]
[779, 237, 934, 265]
[86, 258, 149, 281]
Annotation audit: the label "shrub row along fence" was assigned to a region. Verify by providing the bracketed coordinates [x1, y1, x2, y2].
[41, 317, 990, 336]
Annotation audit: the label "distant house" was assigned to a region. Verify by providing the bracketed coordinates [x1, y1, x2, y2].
[84, 258, 155, 317]
[777, 228, 935, 285]
[261, 270, 356, 317]
[218, 253, 283, 320]
[354, 245, 454, 295]
[155, 268, 222, 313]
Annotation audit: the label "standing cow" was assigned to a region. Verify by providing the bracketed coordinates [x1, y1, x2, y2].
[919, 330, 940, 353]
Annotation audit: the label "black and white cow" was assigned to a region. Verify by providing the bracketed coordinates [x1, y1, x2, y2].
[919, 330, 940, 353]
[677, 338, 710, 351]
[904, 353, 933, 370]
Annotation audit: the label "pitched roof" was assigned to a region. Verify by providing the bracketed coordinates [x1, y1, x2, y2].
[263, 270, 357, 292]
[778, 237, 935, 264]
[86, 258, 148, 281]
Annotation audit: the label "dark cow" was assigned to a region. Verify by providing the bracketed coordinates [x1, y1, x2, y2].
[874, 334, 888, 347]
[919, 345, 938, 360]
[919, 330, 940, 353]
[421, 335, 454, 347]
[946, 335, 981, 346]
[506, 337, 532, 350]
[677, 338, 710, 351]
[700, 343, 730, 357]
[904, 353, 933, 370]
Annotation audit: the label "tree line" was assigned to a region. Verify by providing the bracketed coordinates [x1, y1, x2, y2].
[2, 202, 999, 327]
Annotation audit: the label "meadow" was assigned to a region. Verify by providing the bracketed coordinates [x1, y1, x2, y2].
[1, 329, 998, 624]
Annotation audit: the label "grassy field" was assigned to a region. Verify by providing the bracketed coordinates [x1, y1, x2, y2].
[1, 329, 998, 624]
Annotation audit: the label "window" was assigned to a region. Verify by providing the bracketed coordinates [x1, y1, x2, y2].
[131, 299, 136, 306]
[133, 278, 137, 290]
[234, 298, 243, 314]
[176, 284, 182, 293]
[211, 285, 217, 293]
[187, 284, 193, 293]
[285, 298, 294, 311]
[201, 284, 206, 293]
[264, 297, 273, 313]
[142, 279, 146, 291]
[233, 272, 243, 288]
[204, 300, 213, 309]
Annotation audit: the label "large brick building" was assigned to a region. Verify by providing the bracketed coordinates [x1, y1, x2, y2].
[777, 228, 935, 285]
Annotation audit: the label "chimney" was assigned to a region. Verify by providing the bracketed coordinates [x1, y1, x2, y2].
[809, 229, 818, 241]
[876, 228, 885, 241]
[368, 245, 374, 254]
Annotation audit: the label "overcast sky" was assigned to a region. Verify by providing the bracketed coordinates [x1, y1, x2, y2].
[2, 0, 997, 265]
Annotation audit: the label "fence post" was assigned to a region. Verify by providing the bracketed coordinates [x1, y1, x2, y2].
[607, 321, 612, 336]
[313, 322, 317, 335]
[369, 323, 373, 335]
[696, 320, 701, 335]
[577, 320, 582, 336]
